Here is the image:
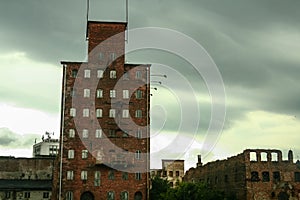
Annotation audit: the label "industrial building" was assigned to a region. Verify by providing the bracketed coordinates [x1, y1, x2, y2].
[184, 149, 300, 200]
[51, 21, 150, 200]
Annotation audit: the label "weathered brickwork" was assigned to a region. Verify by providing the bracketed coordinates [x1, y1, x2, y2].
[0, 156, 54, 200]
[184, 149, 300, 200]
[0, 156, 54, 180]
[52, 21, 150, 200]
[150, 160, 185, 188]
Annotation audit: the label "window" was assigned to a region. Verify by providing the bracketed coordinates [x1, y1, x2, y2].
[122, 109, 129, 118]
[108, 170, 115, 180]
[97, 89, 103, 98]
[84, 69, 91, 78]
[99, 53, 104, 60]
[176, 171, 180, 177]
[70, 108, 76, 117]
[273, 171, 280, 182]
[69, 129, 75, 138]
[82, 150, 88, 159]
[71, 88, 76, 97]
[110, 52, 116, 60]
[224, 175, 228, 183]
[136, 129, 142, 139]
[122, 131, 129, 138]
[123, 72, 129, 80]
[295, 172, 300, 182]
[81, 171, 88, 180]
[120, 191, 129, 200]
[135, 172, 142, 180]
[96, 109, 102, 118]
[135, 71, 142, 79]
[251, 171, 259, 182]
[261, 152, 268, 161]
[123, 90, 129, 99]
[68, 150, 74, 159]
[83, 109, 89, 117]
[262, 171, 270, 182]
[94, 171, 101, 186]
[24, 192, 30, 198]
[71, 69, 78, 78]
[250, 152, 257, 161]
[5, 192, 10, 198]
[110, 70, 116, 79]
[97, 69, 104, 78]
[135, 150, 141, 159]
[109, 130, 116, 138]
[84, 89, 90, 98]
[43, 192, 49, 198]
[110, 90, 116, 98]
[95, 129, 102, 138]
[66, 191, 73, 200]
[169, 171, 173, 177]
[271, 152, 278, 161]
[122, 172, 128, 180]
[109, 109, 116, 118]
[67, 171, 74, 180]
[135, 90, 143, 99]
[135, 110, 142, 118]
[82, 129, 89, 138]
[107, 191, 115, 200]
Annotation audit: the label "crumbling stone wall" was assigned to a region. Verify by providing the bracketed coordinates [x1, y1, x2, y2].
[184, 149, 300, 200]
[0, 156, 54, 180]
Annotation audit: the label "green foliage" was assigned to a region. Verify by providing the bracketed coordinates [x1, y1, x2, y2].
[150, 179, 225, 200]
[150, 176, 171, 200]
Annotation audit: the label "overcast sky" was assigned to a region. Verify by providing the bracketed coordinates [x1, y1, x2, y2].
[0, 0, 300, 169]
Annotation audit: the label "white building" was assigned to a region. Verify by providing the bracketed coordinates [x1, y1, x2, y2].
[33, 133, 59, 157]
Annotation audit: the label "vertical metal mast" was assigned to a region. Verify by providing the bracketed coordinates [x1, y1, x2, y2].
[86, 0, 90, 40]
[125, 0, 128, 43]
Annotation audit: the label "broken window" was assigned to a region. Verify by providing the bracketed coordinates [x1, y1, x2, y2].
[271, 152, 278, 162]
[250, 152, 257, 161]
[294, 172, 300, 182]
[251, 171, 259, 182]
[273, 171, 280, 182]
[261, 152, 268, 161]
[224, 175, 228, 183]
[262, 171, 270, 182]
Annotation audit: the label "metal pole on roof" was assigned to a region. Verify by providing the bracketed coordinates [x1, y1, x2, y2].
[86, 0, 90, 40]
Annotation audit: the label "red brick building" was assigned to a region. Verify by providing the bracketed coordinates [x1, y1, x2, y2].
[184, 149, 300, 200]
[52, 21, 150, 200]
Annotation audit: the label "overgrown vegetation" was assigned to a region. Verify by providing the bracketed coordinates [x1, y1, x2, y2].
[150, 176, 225, 200]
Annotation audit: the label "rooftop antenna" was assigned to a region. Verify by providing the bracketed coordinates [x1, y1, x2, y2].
[85, 0, 90, 41]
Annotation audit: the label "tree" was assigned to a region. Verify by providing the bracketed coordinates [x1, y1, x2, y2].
[161, 182, 225, 200]
[150, 176, 171, 200]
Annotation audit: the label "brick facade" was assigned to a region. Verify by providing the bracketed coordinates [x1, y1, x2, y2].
[52, 21, 150, 200]
[184, 149, 300, 200]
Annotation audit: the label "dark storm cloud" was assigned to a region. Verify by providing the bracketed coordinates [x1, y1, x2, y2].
[0, 128, 39, 148]
[1, 0, 300, 152]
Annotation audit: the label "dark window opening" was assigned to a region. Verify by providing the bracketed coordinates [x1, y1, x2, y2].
[176, 171, 179, 177]
[273, 171, 280, 182]
[251, 171, 259, 182]
[295, 172, 300, 182]
[262, 171, 270, 182]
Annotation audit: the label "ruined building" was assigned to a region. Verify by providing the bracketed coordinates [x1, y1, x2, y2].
[51, 21, 150, 200]
[0, 156, 54, 200]
[151, 160, 184, 188]
[184, 149, 300, 200]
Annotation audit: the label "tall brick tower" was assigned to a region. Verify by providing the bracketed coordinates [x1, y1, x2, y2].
[52, 21, 150, 200]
